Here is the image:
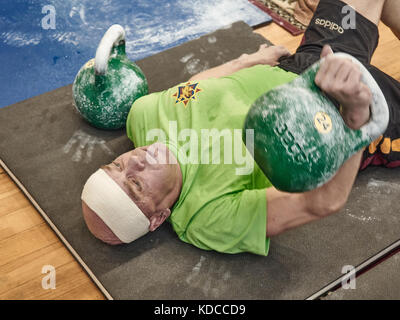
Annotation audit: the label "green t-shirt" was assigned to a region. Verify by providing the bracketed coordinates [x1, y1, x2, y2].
[126, 65, 297, 256]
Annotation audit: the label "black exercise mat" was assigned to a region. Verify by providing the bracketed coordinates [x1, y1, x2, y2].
[1, 21, 400, 300]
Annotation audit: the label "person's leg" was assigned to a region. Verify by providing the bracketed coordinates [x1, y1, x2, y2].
[381, 0, 400, 39]
[278, 0, 384, 74]
[336, 0, 400, 170]
[360, 65, 400, 169]
[339, 0, 385, 27]
[333, 0, 400, 39]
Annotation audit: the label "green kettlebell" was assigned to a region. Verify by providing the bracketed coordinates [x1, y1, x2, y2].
[73, 24, 148, 130]
[244, 53, 389, 192]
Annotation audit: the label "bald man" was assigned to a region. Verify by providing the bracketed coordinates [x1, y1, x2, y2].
[81, 0, 400, 255]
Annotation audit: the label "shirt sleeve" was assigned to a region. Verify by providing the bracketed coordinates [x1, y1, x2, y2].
[223, 65, 298, 103]
[126, 94, 155, 147]
[183, 188, 270, 256]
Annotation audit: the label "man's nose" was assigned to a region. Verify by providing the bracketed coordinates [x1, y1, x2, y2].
[129, 155, 145, 171]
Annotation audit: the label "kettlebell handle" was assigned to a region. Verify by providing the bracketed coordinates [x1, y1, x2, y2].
[95, 24, 126, 75]
[317, 53, 389, 141]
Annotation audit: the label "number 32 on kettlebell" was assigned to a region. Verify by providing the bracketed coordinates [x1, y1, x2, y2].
[314, 111, 333, 134]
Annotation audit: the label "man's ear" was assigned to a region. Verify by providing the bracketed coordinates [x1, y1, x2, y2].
[149, 208, 171, 232]
[320, 44, 334, 59]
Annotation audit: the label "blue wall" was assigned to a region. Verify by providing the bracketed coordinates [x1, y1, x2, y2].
[0, 0, 270, 108]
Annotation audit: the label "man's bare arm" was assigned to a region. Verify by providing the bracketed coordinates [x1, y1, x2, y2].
[265, 45, 372, 236]
[188, 44, 290, 81]
[266, 149, 363, 236]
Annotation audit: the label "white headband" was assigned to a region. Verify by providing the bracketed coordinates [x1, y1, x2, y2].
[81, 169, 150, 243]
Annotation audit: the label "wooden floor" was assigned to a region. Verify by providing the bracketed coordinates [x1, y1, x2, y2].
[1, 21, 399, 300]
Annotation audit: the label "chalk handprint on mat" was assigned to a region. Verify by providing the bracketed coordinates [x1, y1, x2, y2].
[185, 256, 231, 298]
[63, 129, 114, 163]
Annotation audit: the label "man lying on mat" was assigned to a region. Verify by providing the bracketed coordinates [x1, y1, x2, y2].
[81, 0, 400, 255]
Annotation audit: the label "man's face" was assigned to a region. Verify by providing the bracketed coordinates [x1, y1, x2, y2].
[102, 142, 179, 217]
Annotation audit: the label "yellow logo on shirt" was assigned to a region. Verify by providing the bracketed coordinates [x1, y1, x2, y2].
[172, 82, 202, 107]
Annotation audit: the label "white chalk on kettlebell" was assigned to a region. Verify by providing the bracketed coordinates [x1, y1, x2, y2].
[95, 24, 126, 75]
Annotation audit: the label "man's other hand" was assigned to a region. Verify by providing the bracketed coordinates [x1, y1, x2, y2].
[240, 44, 290, 67]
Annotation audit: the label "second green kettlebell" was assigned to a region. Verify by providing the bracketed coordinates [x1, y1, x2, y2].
[73, 24, 148, 130]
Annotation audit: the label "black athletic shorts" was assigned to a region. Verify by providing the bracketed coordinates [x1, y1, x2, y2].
[278, 0, 400, 169]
